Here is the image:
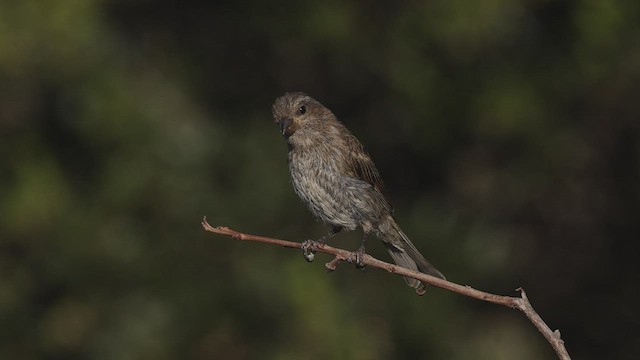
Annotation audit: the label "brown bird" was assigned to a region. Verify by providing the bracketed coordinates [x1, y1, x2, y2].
[272, 92, 445, 293]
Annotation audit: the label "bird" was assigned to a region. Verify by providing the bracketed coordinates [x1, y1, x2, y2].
[271, 92, 445, 293]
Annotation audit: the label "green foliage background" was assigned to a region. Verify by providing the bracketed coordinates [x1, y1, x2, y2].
[1, 1, 638, 359]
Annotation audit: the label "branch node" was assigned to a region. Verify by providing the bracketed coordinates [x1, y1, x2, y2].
[554, 330, 563, 341]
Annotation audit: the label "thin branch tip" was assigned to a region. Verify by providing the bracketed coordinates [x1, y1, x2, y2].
[515, 287, 529, 300]
[325, 257, 341, 271]
[201, 217, 215, 232]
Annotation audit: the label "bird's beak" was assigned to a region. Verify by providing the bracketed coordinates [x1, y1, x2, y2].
[279, 117, 293, 136]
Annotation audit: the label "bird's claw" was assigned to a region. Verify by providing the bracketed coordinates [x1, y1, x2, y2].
[348, 246, 366, 269]
[355, 253, 365, 269]
[301, 240, 317, 262]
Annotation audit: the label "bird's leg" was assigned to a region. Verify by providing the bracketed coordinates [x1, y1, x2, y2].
[349, 233, 368, 269]
[319, 225, 342, 244]
[302, 226, 342, 262]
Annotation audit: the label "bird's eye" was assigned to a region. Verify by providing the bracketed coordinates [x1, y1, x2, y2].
[298, 105, 306, 115]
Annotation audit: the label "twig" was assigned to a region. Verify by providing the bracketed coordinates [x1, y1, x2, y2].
[201, 216, 571, 360]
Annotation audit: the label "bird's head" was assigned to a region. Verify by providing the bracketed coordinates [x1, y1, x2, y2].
[272, 92, 333, 141]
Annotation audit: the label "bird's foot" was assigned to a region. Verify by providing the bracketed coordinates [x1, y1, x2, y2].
[348, 245, 366, 269]
[301, 240, 317, 262]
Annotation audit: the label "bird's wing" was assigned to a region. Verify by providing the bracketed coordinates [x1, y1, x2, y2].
[342, 133, 394, 214]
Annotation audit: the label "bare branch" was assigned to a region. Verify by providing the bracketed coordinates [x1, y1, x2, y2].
[201, 216, 571, 360]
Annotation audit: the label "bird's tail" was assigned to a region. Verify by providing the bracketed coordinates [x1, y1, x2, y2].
[379, 217, 445, 293]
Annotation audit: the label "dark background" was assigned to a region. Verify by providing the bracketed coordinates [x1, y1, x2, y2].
[1, 1, 639, 359]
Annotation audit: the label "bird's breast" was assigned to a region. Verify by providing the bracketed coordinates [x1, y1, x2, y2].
[287, 148, 359, 229]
